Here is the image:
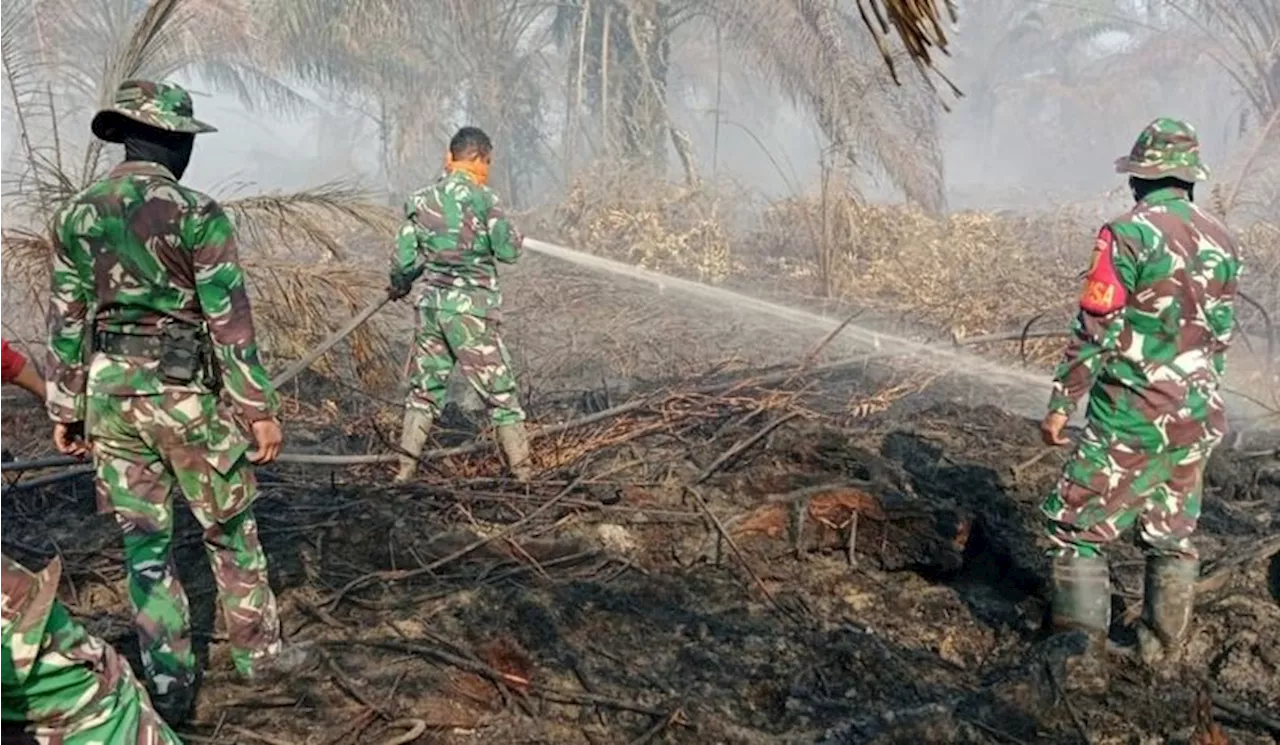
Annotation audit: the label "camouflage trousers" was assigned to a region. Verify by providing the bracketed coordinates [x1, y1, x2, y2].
[88, 390, 282, 690]
[1041, 420, 1222, 560]
[407, 306, 525, 426]
[2, 597, 180, 744]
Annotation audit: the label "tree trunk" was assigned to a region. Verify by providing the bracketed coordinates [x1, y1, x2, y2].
[564, 0, 591, 185]
[600, 5, 612, 156]
[616, 0, 669, 175]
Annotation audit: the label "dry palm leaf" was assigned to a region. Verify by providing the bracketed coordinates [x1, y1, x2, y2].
[222, 181, 398, 262]
[244, 258, 398, 389]
[854, 0, 957, 85]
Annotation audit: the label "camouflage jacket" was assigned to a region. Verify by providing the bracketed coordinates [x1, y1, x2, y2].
[46, 161, 279, 424]
[1, 553, 60, 688]
[1049, 187, 1242, 447]
[390, 170, 524, 318]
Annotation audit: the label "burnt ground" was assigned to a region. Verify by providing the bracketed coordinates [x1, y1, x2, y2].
[3, 364, 1278, 745]
[2, 256, 1279, 745]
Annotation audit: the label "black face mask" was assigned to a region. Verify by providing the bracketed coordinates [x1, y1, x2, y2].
[122, 128, 195, 180]
[1130, 175, 1194, 203]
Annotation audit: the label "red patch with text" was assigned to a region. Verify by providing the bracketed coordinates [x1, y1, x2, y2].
[1078, 226, 1127, 314]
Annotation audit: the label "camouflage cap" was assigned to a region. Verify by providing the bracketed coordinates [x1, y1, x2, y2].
[1113, 117, 1208, 183]
[90, 80, 216, 143]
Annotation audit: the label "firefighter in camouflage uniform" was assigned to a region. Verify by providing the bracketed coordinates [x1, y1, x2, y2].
[2, 554, 182, 745]
[3, 341, 180, 744]
[44, 80, 314, 725]
[388, 126, 533, 483]
[1039, 118, 1243, 691]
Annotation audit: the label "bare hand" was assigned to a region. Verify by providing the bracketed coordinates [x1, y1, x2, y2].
[53, 422, 90, 457]
[249, 418, 283, 465]
[1040, 411, 1071, 447]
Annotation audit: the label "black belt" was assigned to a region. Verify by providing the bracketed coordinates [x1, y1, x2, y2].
[94, 331, 170, 358]
[93, 328, 213, 387]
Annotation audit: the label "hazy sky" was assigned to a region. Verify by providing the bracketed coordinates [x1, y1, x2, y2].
[2, 7, 1254, 218]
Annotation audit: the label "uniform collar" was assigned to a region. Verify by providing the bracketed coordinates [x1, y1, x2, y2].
[108, 160, 178, 181]
[1139, 186, 1189, 206]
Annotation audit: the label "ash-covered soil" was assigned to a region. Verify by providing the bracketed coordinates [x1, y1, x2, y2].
[4, 366, 1277, 744]
[3, 254, 1278, 744]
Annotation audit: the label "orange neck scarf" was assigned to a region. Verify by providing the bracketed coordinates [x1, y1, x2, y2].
[445, 154, 489, 186]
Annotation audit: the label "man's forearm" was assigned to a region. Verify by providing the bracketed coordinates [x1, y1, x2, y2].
[11, 363, 47, 402]
[2, 343, 47, 403]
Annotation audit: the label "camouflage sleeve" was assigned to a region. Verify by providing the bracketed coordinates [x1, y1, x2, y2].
[45, 207, 93, 423]
[487, 192, 523, 265]
[1207, 242, 1243, 379]
[390, 197, 430, 287]
[1048, 224, 1141, 416]
[2, 553, 61, 686]
[189, 201, 279, 423]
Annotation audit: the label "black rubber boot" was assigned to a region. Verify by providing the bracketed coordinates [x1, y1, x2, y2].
[1049, 553, 1111, 694]
[150, 682, 197, 728]
[1137, 555, 1199, 669]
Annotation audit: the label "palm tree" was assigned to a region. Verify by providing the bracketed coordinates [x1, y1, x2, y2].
[947, 0, 1135, 185]
[261, 0, 559, 203]
[1164, 0, 1279, 218]
[262, 0, 958, 210]
[550, 0, 957, 210]
[1, 0, 400, 386]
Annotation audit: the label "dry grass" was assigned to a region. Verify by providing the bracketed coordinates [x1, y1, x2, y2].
[555, 172, 1280, 378]
[731, 195, 1086, 363]
[554, 166, 732, 285]
[0, 225, 52, 303]
[834, 204, 1081, 359]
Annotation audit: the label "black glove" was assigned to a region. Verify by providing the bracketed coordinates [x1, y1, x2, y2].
[388, 276, 413, 301]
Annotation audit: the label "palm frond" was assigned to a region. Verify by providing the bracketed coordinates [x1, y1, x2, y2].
[77, 0, 190, 183]
[2, 4, 80, 220]
[706, 0, 946, 210]
[189, 60, 317, 118]
[220, 182, 398, 263]
[1, 0, 408, 389]
[853, 0, 956, 86]
[2, 0, 44, 176]
[1218, 104, 1280, 219]
[1166, 0, 1280, 118]
[99, 0, 187, 104]
[847, 70, 946, 210]
[243, 258, 397, 389]
[0, 227, 56, 321]
[57, 0, 311, 183]
[262, 0, 445, 98]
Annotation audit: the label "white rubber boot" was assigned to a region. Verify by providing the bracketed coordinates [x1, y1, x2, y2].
[495, 422, 533, 483]
[394, 408, 433, 483]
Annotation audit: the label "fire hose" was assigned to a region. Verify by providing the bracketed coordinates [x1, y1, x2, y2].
[269, 294, 392, 391]
[3, 245, 562, 482]
[2, 292, 397, 492]
[8, 237, 1272, 490]
[1, 338, 926, 495]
